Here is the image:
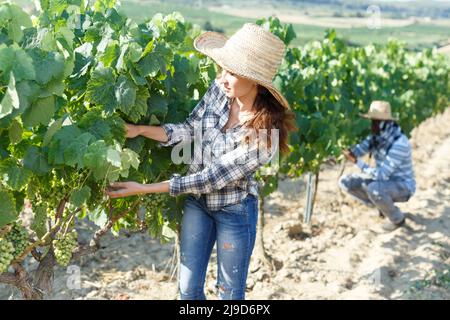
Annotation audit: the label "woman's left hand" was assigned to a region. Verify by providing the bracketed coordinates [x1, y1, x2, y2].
[105, 181, 146, 198]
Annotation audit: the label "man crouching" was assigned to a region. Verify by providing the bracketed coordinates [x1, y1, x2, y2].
[339, 101, 416, 232]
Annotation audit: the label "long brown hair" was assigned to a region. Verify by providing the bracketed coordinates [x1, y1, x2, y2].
[245, 85, 297, 155]
[215, 66, 297, 155]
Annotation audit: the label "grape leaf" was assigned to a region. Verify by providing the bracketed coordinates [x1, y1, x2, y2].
[94, 0, 117, 13]
[30, 203, 47, 238]
[48, 124, 82, 164]
[22, 95, 55, 127]
[89, 207, 108, 228]
[83, 140, 112, 181]
[70, 186, 91, 207]
[119, 148, 140, 177]
[16, 80, 40, 114]
[127, 42, 143, 63]
[100, 41, 120, 67]
[28, 48, 65, 85]
[38, 78, 66, 98]
[42, 117, 65, 147]
[64, 132, 95, 168]
[115, 74, 137, 115]
[127, 86, 149, 122]
[0, 72, 20, 119]
[23, 146, 50, 175]
[147, 94, 168, 118]
[0, 162, 32, 190]
[0, 190, 17, 228]
[85, 67, 118, 113]
[106, 148, 121, 167]
[0, 45, 15, 80]
[78, 110, 124, 144]
[8, 118, 22, 144]
[12, 46, 36, 82]
[137, 53, 160, 77]
[4, 3, 32, 43]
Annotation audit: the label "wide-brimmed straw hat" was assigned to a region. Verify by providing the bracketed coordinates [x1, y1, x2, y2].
[360, 100, 399, 121]
[194, 23, 290, 110]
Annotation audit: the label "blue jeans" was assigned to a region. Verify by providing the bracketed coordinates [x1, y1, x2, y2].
[339, 173, 412, 224]
[179, 193, 258, 300]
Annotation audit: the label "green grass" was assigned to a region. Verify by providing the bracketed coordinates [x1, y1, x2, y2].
[118, 1, 250, 32]
[7, 0, 450, 49]
[333, 23, 450, 49]
[405, 267, 450, 299]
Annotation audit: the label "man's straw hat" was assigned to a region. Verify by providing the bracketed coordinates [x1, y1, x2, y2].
[360, 100, 399, 121]
[194, 23, 290, 110]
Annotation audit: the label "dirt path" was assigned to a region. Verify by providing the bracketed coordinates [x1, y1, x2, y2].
[249, 107, 450, 300]
[1, 108, 449, 300]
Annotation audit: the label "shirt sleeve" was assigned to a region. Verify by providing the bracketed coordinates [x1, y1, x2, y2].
[168, 137, 278, 196]
[159, 79, 219, 147]
[356, 138, 410, 180]
[350, 135, 372, 158]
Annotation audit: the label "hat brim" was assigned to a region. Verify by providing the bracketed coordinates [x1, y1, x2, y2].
[194, 31, 228, 56]
[359, 113, 399, 121]
[194, 32, 290, 110]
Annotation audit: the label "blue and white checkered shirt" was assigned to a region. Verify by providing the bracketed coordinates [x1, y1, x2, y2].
[351, 134, 416, 194]
[160, 79, 278, 211]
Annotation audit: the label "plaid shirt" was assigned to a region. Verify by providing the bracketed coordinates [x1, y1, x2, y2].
[351, 134, 416, 194]
[160, 79, 278, 211]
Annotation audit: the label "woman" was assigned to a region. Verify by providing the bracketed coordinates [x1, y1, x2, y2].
[106, 23, 297, 300]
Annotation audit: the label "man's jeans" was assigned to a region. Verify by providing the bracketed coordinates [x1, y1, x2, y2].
[339, 173, 412, 224]
[179, 193, 258, 300]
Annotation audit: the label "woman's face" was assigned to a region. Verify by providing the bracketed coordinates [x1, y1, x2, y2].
[218, 69, 256, 99]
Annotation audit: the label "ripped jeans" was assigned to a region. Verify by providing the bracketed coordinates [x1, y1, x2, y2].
[179, 193, 258, 300]
[339, 173, 413, 224]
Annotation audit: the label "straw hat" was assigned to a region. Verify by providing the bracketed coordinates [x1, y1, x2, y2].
[194, 23, 290, 110]
[360, 101, 399, 121]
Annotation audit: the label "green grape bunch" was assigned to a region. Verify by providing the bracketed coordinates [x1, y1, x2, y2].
[45, 177, 71, 208]
[52, 230, 78, 267]
[5, 222, 29, 260]
[142, 194, 168, 213]
[0, 238, 15, 273]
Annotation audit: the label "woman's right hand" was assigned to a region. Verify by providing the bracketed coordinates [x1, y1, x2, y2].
[125, 123, 140, 138]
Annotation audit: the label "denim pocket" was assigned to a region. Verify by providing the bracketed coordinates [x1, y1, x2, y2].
[221, 201, 246, 215]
